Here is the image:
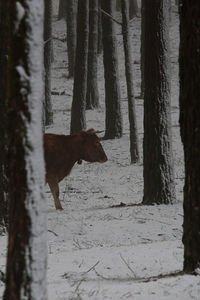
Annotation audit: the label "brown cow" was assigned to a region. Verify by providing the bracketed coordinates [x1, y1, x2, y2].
[44, 129, 108, 210]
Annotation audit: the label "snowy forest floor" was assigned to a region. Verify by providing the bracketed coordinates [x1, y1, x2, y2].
[1, 6, 200, 300]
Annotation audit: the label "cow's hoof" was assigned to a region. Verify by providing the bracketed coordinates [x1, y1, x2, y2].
[56, 207, 63, 210]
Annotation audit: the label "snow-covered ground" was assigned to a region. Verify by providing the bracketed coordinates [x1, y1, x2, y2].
[1, 5, 200, 300]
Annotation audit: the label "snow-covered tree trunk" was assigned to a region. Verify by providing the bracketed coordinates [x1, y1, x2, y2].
[179, 0, 200, 273]
[142, 0, 175, 205]
[4, 1, 47, 299]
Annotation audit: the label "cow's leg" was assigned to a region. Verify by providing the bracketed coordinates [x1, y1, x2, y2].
[47, 177, 63, 210]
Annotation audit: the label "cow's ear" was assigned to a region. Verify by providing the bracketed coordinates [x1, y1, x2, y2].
[87, 128, 95, 134]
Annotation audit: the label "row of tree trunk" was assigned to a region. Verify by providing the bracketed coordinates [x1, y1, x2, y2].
[58, 0, 139, 21]
[70, 0, 139, 164]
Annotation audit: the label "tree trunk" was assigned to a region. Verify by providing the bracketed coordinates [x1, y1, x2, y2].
[97, 0, 103, 55]
[3, 0, 47, 298]
[179, 0, 200, 273]
[129, 0, 139, 19]
[66, 0, 77, 78]
[44, 0, 53, 126]
[140, 0, 145, 98]
[58, 0, 67, 20]
[116, 0, 121, 11]
[116, 0, 138, 18]
[142, 0, 175, 205]
[86, 0, 100, 109]
[70, 0, 89, 133]
[102, 0, 123, 139]
[0, 0, 8, 231]
[121, 0, 139, 163]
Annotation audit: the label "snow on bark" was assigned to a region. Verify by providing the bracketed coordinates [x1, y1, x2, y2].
[15, 2, 25, 32]
[22, 1, 47, 298]
[4, 0, 47, 299]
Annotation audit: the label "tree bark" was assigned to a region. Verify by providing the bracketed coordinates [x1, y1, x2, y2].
[0, 0, 8, 231]
[116, 0, 121, 11]
[142, 0, 175, 205]
[44, 0, 53, 126]
[140, 0, 145, 99]
[58, 0, 67, 20]
[129, 0, 139, 19]
[66, 0, 77, 78]
[97, 0, 103, 55]
[116, 0, 138, 18]
[121, 0, 139, 163]
[4, 0, 47, 298]
[179, 0, 200, 273]
[86, 0, 100, 109]
[70, 0, 89, 133]
[102, 0, 123, 139]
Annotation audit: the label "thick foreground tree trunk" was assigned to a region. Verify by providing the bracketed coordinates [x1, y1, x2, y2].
[142, 0, 175, 205]
[4, 0, 47, 299]
[0, 0, 8, 231]
[179, 0, 200, 273]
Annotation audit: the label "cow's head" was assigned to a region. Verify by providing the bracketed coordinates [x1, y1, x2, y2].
[79, 129, 108, 163]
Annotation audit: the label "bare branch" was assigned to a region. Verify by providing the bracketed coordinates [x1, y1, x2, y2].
[94, 269, 188, 283]
[100, 8, 122, 26]
[44, 37, 52, 45]
[83, 261, 100, 275]
[120, 253, 136, 277]
[48, 230, 58, 236]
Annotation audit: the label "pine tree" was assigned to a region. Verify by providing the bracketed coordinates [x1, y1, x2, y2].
[129, 0, 139, 19]
[0, 0, 8, 231]
[70, 0, 89, 133]
[4, 0, 47, 298]
[121, 0, 139, 163]
[179, 0, 200, 273]
[44, 0, 53, 126]
[142, 0, 175, 205]
[58, 0, 67, 20]
[66, 0, 77, 78]
[86, 0, 100, 109]
[102, 0, 123, 139]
